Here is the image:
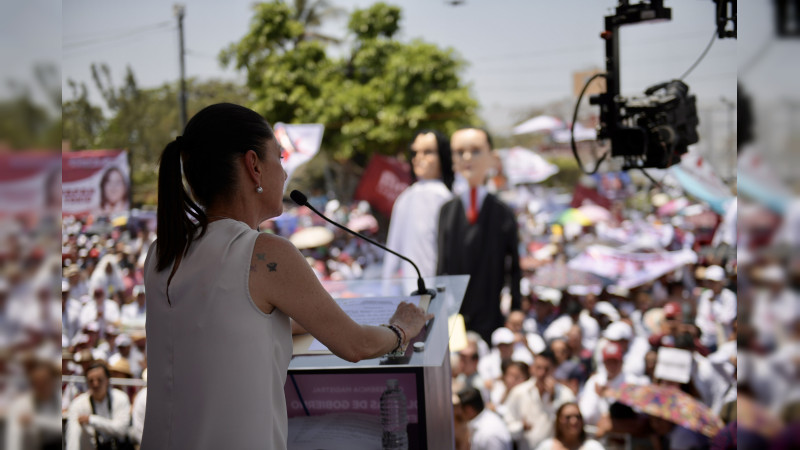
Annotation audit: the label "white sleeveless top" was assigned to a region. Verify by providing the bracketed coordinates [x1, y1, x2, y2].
[141, 219, 292, 449]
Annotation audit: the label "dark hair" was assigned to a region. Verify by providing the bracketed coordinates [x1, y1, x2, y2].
[502, 360, 530, 380]
[156, 103, 275, 271]
[86, 362, 110, 379]
[457, 386, 485, 414]
[554, 402, 587, 443]
[408, 129, 454, 191]
[99, 166, 128, 209]
[455, 126, 493, 149]
[537, 348, 558, 367]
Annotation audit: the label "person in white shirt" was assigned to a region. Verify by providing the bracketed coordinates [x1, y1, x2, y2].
[544, 298, 599, 354]
[580, 342, 649, 426]
[504, 349, 576, 450]
[120, 285, 147, 329]
[79, 287, 121, 330]
[65, 363, 132, 450]
[479, 327, 535, 383]
[5, 358, 62, 450]
[458, 386, 513, 450]
[695, 265, 736, 352]
[382, 129, 454, 279]
[129, 369, 147, 445]
[593, 321, 649, 378]
[63, 280, 83, 342]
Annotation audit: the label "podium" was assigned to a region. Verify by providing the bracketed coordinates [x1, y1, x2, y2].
[285, 275, 468, 450]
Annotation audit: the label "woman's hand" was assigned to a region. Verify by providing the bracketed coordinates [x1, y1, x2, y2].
[389, 301, 434, 347]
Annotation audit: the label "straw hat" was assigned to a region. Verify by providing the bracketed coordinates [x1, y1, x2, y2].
[289, 227, 334, 249]
[109, 357, 133, 377]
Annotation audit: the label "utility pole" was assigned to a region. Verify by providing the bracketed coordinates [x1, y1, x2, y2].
[174, 4, 187, 128]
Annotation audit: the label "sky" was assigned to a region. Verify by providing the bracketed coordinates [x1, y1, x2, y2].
[0, 0, 784, 136]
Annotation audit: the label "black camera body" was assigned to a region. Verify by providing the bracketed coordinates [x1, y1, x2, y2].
[600, 80, 699, 169]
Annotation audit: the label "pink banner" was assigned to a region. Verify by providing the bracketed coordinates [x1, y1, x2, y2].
[0, 152, 60, 216]
[285, 373, 418, 423]
[62, 150, 130, 217]
[567, 245, 697, 289]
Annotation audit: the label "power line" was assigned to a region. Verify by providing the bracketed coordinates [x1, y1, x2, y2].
[64, 20, 173, 42]
[64, 21, 174, 50]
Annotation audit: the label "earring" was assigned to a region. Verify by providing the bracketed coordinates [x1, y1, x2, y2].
[256, 186, 264, 194]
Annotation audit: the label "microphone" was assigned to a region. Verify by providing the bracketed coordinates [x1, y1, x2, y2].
[290, 190, 436, 299]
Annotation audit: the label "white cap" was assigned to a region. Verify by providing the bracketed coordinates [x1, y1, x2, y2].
[116, 334, 132, 347]
[133, 285, 146, 296]
[520, 278, 531, 297]
[755, 264, 785, 283]
[594, 301, 621, 321]
[704, 265, 726, 282]
[537, 288, 562, 306]
[62, 280, 70, 292]
[603, 321, 633, 341]
[491, 327, 515, 346]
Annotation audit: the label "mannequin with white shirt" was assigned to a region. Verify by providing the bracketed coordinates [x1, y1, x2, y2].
[383, 130, 454, 280]
[437, 127, 522, 344]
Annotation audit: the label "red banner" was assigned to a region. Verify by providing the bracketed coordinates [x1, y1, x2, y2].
[0, 151, 61, 216]
[353, 155, 411, 217]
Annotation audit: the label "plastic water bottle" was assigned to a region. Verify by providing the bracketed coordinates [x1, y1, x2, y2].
[380, 378, 408, 450]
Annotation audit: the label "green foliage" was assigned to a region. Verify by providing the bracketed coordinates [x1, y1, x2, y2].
[348, 3, 401, 39]
[221, 1, 479, 170]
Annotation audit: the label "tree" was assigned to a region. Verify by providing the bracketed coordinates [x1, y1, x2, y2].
[221, 1, 479, 196]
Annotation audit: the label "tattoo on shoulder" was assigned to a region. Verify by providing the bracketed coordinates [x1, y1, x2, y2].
[266, 262, 278, 272]
[256, 253, 266, 261]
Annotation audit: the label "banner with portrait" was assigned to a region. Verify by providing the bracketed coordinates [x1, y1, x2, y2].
[62, 150, 130, 217]
[567, 245, 697, 289]
[274, 122, 324, 187]
[0, 152, 61, 216]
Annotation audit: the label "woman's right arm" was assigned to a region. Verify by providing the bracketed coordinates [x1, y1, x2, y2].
[249, 234, 431, 362]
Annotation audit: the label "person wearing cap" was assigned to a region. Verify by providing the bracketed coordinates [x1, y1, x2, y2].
[478, 327, 534, 385]
[458, 386, 513, 450]
[593, 321, 649, 378]
[65, 362, 132, 450]
[63, 279, 83, 342]
[64, 264, 89, 303]
[503, 349, 576, 450]
[120, 285, 146, 329]
[579, 342, 649, 427]
[695, 265, 736, 352]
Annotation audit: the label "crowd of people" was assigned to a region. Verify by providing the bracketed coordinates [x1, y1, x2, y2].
[37, 122, 795, 449]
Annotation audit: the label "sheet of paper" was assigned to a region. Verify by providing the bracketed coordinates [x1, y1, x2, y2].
[307, 295, 421, 352]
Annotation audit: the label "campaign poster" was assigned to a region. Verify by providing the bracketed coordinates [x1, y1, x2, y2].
[62, 150, 130, 217]
[274, 122, 324, 187]
[0, 152, 61, 216]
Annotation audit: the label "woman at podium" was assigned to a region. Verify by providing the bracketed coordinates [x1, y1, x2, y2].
[141, 103, 431, 449]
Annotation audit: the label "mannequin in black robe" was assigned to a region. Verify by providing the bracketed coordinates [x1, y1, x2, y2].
[437, 127, 521, 344]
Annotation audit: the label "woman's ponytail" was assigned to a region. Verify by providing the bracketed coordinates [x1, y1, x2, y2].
[155, 138, 208, 272]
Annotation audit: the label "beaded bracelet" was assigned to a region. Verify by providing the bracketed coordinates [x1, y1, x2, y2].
[381, 324, 403, 355]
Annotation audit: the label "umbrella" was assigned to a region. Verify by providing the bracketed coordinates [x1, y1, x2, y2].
[346, 214, 378, 233]
[656, 197, 690, 217]
[551, 122, 597, 143]
[512, 115, 564, 135]
[608, 383, 723, 437]
[556, 208, 592, 226]
[529, 260, 613, 291]
[289, 226, 334, 249]
[500, 147, 559, 185]
[576, 204, 612, 223]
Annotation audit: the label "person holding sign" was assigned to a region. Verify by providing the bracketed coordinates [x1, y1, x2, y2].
[141, 103, 431, 449]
